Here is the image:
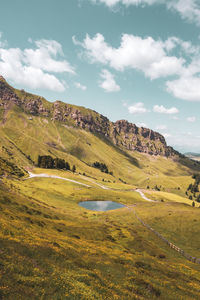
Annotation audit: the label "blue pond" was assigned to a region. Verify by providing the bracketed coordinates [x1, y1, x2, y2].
[79, 200, 125, 211]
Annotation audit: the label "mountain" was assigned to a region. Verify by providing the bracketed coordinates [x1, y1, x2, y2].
[0, 75, 199, 189]
[1, 76, 200, 299]
[185, 152, 200, 161]
[0, 75, 175, 157]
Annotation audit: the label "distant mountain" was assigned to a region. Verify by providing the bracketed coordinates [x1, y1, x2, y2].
[185, 152, 200, 161]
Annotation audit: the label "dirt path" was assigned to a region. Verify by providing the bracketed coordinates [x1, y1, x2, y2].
[79, 175, 110, 190]
[27, 171, 154, 202]
[27, 171, 91, 188]
[135, 189, 155, 202]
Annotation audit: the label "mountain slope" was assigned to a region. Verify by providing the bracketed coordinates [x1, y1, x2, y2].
[1, 77, 200, 299]
[0, 76, 199, 194]
[0, 75, 175, 157]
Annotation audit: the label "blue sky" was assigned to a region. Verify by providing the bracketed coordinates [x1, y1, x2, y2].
[0, 0, 200, 152]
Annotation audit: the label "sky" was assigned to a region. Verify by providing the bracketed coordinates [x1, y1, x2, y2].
[0, 0, 200, 153]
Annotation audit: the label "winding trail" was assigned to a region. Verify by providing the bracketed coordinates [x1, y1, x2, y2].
[26, 170, 200, 264]
[27, 171, 91, 188]
[27, 171, 154, 202]
[135, 189, 155, 202]
[79, 175, 110, 190]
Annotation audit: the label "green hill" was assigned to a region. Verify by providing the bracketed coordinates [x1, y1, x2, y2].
[1, 77, 200, 299]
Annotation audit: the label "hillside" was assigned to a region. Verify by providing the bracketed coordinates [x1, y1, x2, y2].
[0, 75, 176, 157]
[0, 76, 199, 192]
[1, 77, 200, 299]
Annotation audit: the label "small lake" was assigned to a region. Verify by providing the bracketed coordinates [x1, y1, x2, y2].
[79, 201, 125, 211]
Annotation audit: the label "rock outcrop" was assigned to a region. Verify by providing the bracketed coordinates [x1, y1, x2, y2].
[0, 76, 176, 157]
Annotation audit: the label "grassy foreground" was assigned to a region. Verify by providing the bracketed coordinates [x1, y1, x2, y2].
[0, 170, 200, 299]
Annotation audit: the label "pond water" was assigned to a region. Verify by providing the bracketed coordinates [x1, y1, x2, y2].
[79, 201, 125, 211]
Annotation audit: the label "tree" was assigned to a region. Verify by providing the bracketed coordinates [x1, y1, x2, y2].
[37, 155, 70, 171]
[38, 155, 42, 167]
[197, 195, 200, 203]
[72, 165, 76, 173]
[65, 162, 70, 170]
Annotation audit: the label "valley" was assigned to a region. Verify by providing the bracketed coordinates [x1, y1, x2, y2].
[1, 78, 200, 299]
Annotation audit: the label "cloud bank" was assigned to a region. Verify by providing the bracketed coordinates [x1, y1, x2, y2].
[0, 37, 75, 92]
[74, 33, 200, 101]
[90, 0, 200, 27]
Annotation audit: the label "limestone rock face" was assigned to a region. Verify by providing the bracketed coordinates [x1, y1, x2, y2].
[0, 77, 50, 116]
[0, 77, 21, 107]
[0, 76, 176, 157]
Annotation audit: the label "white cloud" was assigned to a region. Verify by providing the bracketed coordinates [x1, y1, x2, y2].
[156, 124, 167, 130]
[0, 38, 75, 92]
[128, 102, 148, 114]
[90, 0, 200, 27]
[74, 33, 200, 102]
[166, 76, 200, 101]
[163, 133, 171, 138]
[74, 82, 87, 90]
[153, 105, 179, 114]
[187, 116, 196, 122]
[167, 0, 200, 27]
[0, 32, 7, 48]
[74, 33, 184, 80]
[90, 0, 158, 7]
[136, 122, 147, 127]
[99, 69, 120, 92]
[167, 132, 200, 152]
[24, 39, 75, 74]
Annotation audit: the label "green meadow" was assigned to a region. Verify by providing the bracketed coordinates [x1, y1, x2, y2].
[1, 167, 200, 299]
[1, 85, 200, 299]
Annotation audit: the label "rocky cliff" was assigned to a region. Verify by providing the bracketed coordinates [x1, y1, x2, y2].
[0, 76, 176, 157]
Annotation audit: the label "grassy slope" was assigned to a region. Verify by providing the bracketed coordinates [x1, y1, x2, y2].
[1, 175, 200, 299]
[1, 86, 200, 299]
[0, 107, 198, 198]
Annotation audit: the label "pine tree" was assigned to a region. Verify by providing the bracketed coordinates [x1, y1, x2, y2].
[72, 165, 76, 173]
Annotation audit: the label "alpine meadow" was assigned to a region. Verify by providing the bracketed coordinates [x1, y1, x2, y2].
[1, 0, 200, 299]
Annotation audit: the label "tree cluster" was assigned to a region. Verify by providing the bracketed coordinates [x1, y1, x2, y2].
[37, 155, 71, 170]
[186, 173, 200, 202]
[92, 161, 111, 174]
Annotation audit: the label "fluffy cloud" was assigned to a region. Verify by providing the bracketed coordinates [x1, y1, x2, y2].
[99, 69, 120, 92]
[136, 122, 147, 127]
[74, 82, 87, 90]
[163, 133, 171, 138]
[90, 0, 200, 26]
[166, 131, 200, 152]
[0, 38, 75, 92]
[166, 76, 200, 101]
[187, 116, 196, 122]
[74, 33, 200, 101]
[153, 105, 179, 114]
[75, 33, 184, 80]
[167, 0, 200, 26]
[128, 102, 148, 114]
